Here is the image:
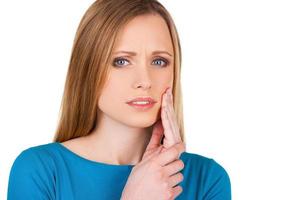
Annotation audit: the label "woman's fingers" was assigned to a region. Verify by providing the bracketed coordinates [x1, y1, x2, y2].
[172, 186, 183, 199]
[161, 107, 174, 143]
[168, 172, 184, 188]
[161, 89, 175, 147]
[163, 159, 185, 176]
[161, 87, 182, 148]
[165, 106, 181, 143]
[166, 90, 178, 129]
[155, 142, 185, 167]
[165, 90, 181, 142]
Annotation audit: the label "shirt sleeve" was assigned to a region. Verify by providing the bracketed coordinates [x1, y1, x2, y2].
[202, 159, 232, 200]
[7, 148, 56, 200]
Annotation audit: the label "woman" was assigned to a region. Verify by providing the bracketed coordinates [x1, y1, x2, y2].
[7, 0, 231, 199]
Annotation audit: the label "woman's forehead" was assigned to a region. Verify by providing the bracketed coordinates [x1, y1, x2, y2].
[113, 14, 174, 54]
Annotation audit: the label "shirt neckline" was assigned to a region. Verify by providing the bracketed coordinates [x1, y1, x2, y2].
[54, 142, 135, 168]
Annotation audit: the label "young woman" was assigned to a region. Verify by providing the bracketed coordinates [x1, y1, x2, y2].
[7, 0, 231, 199]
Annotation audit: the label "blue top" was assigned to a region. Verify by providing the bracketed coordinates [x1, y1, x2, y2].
[7, 142, 231, 200]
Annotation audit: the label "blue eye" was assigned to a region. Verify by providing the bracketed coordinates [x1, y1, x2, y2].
[153, 58, 169, 67]
[113, 58, 129, 67]
[112, 57, 169, 68]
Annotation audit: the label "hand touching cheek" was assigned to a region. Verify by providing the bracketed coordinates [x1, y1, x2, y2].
[155, 87, 185, 153]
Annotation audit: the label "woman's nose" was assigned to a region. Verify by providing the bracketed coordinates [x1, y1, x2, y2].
[133, 66, 152, 89]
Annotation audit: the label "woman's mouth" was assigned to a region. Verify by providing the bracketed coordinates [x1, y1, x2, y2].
[126, 96, 157, 111]
[126, 101, 156, 111]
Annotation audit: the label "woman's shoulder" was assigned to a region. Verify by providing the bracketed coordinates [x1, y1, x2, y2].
[9, 142, 59, 175]
[180, 151, 230, 176]
[7, 143, 57, 199]
[180, 151, 224, 167]
[14, 142, 58, 162]
[180, 151, 232, 199]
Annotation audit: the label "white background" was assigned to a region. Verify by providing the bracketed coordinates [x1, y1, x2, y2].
[1, 0, 300, 199]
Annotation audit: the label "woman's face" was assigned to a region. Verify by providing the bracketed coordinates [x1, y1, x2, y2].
[98, 14, 174, 128]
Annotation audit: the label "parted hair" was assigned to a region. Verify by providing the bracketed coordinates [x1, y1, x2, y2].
[52, 0, 186, 144]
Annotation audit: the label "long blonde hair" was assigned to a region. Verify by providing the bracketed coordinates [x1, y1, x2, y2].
[52, 0, 186, 144]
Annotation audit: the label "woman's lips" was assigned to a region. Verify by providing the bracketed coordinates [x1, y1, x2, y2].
[126, 97, 157, 104]
[126, 101, 156, 111]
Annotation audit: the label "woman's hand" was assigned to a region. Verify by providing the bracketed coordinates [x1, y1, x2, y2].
[141, 87, 185, 159]
[120, 141, 186, 200]
[161, 87, 183, 148]
[120, 87, 186, 200]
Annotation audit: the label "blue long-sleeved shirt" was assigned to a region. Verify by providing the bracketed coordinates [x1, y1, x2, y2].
[7, 142, 231, 199]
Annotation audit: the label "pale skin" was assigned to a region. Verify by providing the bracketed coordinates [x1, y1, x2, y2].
[61, 14, 184, 165]
[61, 13, 185, 200]
[119, 86, 185, 199]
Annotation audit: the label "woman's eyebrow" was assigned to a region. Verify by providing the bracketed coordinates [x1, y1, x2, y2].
[114, 50, 173, 57]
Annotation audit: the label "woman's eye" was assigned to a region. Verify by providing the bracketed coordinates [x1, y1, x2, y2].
[152, 58, 169, 67]
[112, 57, 169, 68]
[113, 58, 129, 67]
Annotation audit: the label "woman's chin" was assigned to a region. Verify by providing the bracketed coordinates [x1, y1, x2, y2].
[124, 115, 157, 128]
